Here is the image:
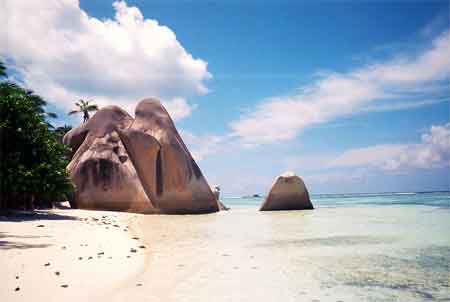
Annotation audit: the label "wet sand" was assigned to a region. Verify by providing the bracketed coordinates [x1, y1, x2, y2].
[115, 205, 450, 302]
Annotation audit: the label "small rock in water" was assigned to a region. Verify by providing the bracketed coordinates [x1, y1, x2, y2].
[60, 284, 69, 288]
[15, 287, 20, 291]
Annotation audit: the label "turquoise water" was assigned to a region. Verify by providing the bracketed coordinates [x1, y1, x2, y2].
[223, 191, 450, 208]
[130, 192, 450, 302]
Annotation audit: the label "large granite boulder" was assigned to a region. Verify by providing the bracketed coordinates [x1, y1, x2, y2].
[64, 99, 220, 214]
[259, 172, 313, 211]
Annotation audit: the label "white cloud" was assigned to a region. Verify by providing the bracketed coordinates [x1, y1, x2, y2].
[328, 123, 450, 171]
[0, 0, 211, 120]
[230, 30, 450, 144]
[180, 130, 228, 161]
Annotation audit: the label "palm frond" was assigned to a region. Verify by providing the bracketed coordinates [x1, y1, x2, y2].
[45, 112, 58, 119]
[68, 109, 80, 115]
[86, 104, 99, 111]
[0, 60, 6, 78]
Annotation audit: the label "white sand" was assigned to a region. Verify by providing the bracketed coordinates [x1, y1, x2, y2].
[0, 208, 147, 302]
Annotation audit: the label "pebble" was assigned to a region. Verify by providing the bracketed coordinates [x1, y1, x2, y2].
[15, 287, 20, 291]
[44, 262, 50, 266]
[60, 284, 69, 288]
[36, 224, 45, 227]
[138, 245, 146, 249]
[55, 271, 60, 276]
[130, 248, 137, 253]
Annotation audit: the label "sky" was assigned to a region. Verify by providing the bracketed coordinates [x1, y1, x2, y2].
[1, 0, 449, 195]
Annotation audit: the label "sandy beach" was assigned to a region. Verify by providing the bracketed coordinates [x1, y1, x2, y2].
[2, 201, 449, 302]
[0, 208, 147, 302]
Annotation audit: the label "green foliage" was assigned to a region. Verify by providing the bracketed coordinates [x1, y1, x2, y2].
[55, 124, 73, 142]
[0, 78, 74, 209]
[68, 99, 98, 122]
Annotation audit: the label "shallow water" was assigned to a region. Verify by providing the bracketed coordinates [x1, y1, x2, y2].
[128, 193, 450, 302]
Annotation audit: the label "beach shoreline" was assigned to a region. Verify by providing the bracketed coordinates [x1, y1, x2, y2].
[0, 208, 148, 302]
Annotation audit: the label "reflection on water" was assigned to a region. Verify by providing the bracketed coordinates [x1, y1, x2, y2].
[123, 203, 450, 302]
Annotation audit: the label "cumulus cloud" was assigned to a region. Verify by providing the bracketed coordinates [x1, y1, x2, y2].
[180, 130, 232, 161]
[230, 30, 450, 144]
[0, 0, 211, 119]
[329, 123, 450, 171]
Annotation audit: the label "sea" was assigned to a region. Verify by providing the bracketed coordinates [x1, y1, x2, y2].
[130, 192, 450, 302]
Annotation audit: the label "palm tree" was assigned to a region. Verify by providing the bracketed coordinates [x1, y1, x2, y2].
[68, 99, 98, 122]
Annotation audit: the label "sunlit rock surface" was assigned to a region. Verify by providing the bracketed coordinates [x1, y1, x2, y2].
[64, 99, 219, 214]
[260, 171, 313, 211]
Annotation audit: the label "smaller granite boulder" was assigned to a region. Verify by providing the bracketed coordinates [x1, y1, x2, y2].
[260, 172, 313, 211]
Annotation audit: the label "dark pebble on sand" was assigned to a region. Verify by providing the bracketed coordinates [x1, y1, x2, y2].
[136, 283, 142, 287]
[132, 237, 139, 240]
[61, 284, 69, 288]
[55, 271, 60, 276]
[78, 257, 83, 260]
[127, 255, 131, 258]
[98, 252, 105, 255]
[44, 262, 50, 266]
[37, 224, 45, 227]
[15, 287, 20, 291]
[138, 245, 146, 249]
[16, 276, 19, 279]
[88, 256, 93, 260]
[130, 248, 137, 253]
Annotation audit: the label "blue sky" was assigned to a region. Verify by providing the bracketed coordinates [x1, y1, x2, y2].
[2, 0, 449, 195]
